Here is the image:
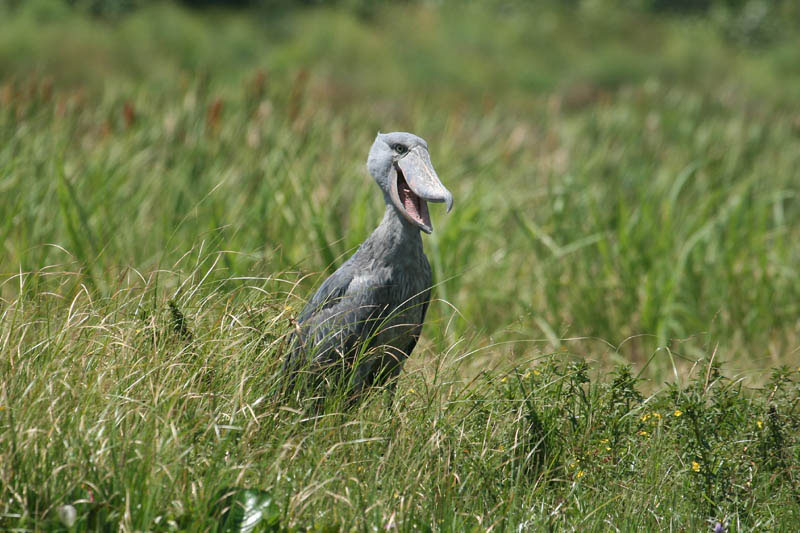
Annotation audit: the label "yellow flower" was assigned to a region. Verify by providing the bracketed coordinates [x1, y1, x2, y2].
[605, 447, 611, 451]
[640, 413, 650, 422]
[408, 388, 415, 394]
[576, 470, 585, 479]
[638, 430, 649, 437]
[673, 409, 683, 417]
[500, 377, 507, 383]
[652, 412, 661, 419]
[756, 420, 763, 429]
[600, 438, 609, 444]
[533, 369, 541, 376]
[691, 461, 700, 472]
[522, 372, 530, 379]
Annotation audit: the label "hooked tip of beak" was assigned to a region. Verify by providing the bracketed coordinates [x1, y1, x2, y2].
[445, 192, 454, 213]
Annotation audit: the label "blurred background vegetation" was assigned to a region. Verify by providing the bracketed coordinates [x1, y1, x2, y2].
[1, 0, 799, 381]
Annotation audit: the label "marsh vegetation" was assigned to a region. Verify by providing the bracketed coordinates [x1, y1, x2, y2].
[1, 1, 799, 529]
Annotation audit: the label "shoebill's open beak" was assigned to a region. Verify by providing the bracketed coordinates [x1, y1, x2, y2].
[389, 146, 453, 233]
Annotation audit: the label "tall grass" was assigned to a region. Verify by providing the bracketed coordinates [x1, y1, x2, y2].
[2, 268, 799, 530]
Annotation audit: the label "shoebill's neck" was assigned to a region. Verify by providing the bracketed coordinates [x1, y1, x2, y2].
[360, 204, 423, 262]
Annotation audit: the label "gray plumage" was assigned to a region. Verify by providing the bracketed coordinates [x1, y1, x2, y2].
[282, 132, 453, 401]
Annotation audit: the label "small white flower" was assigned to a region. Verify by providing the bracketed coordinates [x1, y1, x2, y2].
[57, 505, 77, 527]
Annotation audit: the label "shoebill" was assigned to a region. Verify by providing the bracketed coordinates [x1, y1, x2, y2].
[282, 132, 453, 402]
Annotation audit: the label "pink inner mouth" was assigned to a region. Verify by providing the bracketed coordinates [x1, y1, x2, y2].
[397, 167, 431, 229]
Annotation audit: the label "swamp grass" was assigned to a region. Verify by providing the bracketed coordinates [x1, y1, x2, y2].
[1, 269, 799, 530]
